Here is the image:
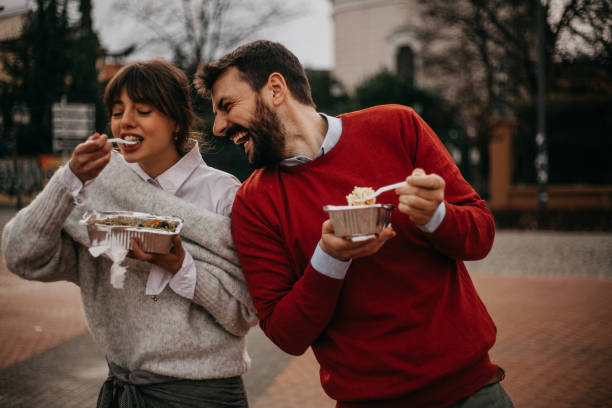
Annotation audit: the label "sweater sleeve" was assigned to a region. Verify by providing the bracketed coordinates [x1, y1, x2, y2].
[406, 108, 495, 260]
[1, 172, 80, 284]
[187, 244, 258, 337]
[232, 192, 345, 356]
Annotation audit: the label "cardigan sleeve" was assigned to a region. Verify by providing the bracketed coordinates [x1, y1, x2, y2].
[406, 108, 495, 261]
[2, 172, 80, 284]
[188, 247, 259, 337]
[232, 191, 345, 356]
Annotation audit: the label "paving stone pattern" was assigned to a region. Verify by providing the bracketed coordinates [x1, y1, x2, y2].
[0, 256, 86, 370]
[465, 230, 612, 279]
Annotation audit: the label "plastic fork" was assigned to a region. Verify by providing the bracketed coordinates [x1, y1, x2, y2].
[362, 181, 407, 202]
[106, 138, 138, 145]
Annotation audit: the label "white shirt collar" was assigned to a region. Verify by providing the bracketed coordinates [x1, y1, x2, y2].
[124, 140, 204, 195]
[281, 113, 342, 167]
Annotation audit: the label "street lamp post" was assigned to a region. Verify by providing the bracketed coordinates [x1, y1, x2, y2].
[535, 0, 549, 220]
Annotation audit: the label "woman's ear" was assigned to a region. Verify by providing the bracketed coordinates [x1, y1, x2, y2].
[267, 72, 287, 106]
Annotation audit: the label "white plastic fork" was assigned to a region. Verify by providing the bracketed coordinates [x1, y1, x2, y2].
[362, 181, 407, 202]
[106, 138, 138, 145]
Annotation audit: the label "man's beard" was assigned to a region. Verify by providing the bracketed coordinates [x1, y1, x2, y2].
[247, 97, 286, 169]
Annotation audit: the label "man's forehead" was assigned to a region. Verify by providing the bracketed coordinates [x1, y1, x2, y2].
[212, 68, 254, 103]
[213, 67, 242, 91]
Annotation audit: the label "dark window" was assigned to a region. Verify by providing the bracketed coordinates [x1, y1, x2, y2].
[396, 45, 414, 83]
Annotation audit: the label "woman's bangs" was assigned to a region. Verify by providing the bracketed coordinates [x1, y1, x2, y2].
[124, 69, 164, 111]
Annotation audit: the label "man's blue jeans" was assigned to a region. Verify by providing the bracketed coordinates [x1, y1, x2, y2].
[449, 383, 515, 408]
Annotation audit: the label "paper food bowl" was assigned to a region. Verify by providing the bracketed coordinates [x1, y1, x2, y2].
[81, 211, 184, 254]
[323, 204, 395, 242]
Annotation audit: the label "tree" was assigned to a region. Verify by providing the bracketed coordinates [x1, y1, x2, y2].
[65, 0, 102, 102]
[65, 0, 106, 131]
[416, 0, 611, 119]
[0, 0, 104, 155]
[306, 69, 351, 116]
[112, 0, 299, 75]
[1, 0, 72, 154]
[413, 0, 612, 185]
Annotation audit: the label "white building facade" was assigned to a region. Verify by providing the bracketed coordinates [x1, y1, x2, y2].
[331, 0, 427, 93]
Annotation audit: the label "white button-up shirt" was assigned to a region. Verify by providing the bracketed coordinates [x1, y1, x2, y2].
[61, 141, 240, 299]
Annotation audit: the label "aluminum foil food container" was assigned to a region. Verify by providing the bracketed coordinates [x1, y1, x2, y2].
[323, 204, 395, 241]
[81, 211, 184, 254]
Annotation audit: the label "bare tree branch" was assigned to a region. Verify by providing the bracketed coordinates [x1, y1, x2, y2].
[112, 0, 298, 73]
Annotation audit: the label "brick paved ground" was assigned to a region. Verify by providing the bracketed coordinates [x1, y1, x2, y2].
[475, 274, 612, 408]
[252, 348, 334, 408]
[1, 209, 611, 408]
[0, 253, 87, 370]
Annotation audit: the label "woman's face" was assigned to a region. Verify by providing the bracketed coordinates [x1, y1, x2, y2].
[110, 87, 180, 178]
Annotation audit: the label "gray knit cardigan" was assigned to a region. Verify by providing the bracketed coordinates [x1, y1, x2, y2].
[2, 153, 258, 379]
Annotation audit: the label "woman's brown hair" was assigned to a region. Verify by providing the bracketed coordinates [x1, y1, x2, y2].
[104, 59, 203, 154]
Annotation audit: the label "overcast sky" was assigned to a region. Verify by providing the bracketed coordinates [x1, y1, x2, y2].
[91, 0, 335, 70]
[0, 0, 334, 68]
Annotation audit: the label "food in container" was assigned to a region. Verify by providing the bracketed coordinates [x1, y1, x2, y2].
[346, 186, 376, 206]
[323, 204, 394, 242]
[81, 211, 184, 254]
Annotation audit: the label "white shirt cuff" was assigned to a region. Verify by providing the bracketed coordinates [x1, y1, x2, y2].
[169, 251, 196, 299]
[59, 164, 89, 205]
[145, 265, 171, 296]
[145, 250, 196, 299]
[310, 243, 351, 280]
[417, 201, 446, 233]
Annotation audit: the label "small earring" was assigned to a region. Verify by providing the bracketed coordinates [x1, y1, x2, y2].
[173, 131, 179, 141]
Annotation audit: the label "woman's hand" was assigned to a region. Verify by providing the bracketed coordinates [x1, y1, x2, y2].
[396, 168, 445, 225]
[69, 133, 112, 183]
[128, 235, 186, 274]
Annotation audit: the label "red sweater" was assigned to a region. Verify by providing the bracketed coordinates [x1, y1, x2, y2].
[232, 105, 498, 407]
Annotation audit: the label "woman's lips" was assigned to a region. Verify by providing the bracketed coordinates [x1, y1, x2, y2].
[119, 134, 143, 152]
[119, 136, 141, 152]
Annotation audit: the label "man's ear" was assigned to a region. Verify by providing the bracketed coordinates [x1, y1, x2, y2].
[266, 72, 287, 106]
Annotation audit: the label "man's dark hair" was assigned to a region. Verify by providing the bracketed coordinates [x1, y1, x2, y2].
[195, 40, 315, 107]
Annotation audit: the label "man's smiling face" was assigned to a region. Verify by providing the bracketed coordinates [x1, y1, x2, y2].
[211, 67, 286, 169]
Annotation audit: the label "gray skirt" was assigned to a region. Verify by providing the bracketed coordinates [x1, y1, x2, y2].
[97, 361, 248, 408]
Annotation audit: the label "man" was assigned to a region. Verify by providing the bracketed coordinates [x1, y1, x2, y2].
[195, 40, 514, 407]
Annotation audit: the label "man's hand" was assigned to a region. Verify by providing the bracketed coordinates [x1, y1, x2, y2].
[319, 219, 396, 261]
[69, 133, 112, 183]
[128, 235, 186, 274]
[396, 168, 445, 226]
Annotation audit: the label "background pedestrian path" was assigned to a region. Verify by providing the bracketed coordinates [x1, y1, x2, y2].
[1, 203, 611, 407]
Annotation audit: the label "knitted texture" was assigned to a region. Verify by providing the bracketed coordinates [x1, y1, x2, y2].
[2, 153, 257, 379]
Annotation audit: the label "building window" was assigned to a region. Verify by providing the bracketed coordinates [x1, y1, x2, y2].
[396, 45, 414, 83]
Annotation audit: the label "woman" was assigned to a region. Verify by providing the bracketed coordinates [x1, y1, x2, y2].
[2, 59, 257, 407]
